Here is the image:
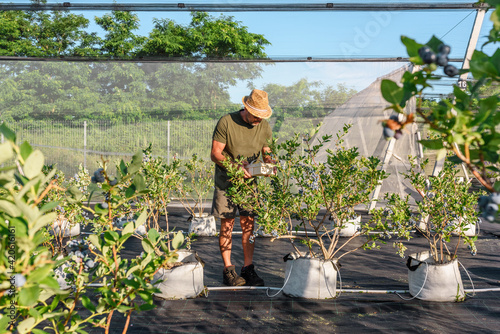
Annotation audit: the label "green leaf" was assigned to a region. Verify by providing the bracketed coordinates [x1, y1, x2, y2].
[125, 184, 136, 198]
[31, 329, 49, 334]
[0, 142, 13, 164]
[380, 79, 404, 105]
[494, 181, 500, 192]
[40, 201, 60, 214]
[171, 231, 185, 250]
[401, 35, 421, 57]
[104, 231, 120, 245]
[19, 285, 41, 307]
[119, 160, 128, 175]
[0, 199, 21, 217]
[419, 139, 444, 150]
[31, 212, 56, 235]
[141, 239, 154, 254]
[133, 174, 147, 193]
[19, 141, 33, 162]
[23, 150, 44, 179]
[128, 151, 143, 174]
[148, 228, 160, 244]
[0, 123, 16, 142]
[138, 303, 155, 311]
[122, 220, 136, 235]
[425, 35, 444, 53]
[88, 234, 102, 251]
[436, 148, 447, 162]
[27, 264, 53, 284]
[17, 317, 36, 334]
[66, 185, 84, 203]
[81, 295, 96, 313]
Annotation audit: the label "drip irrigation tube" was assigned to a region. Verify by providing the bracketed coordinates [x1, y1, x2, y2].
[82, 285, 500, 294]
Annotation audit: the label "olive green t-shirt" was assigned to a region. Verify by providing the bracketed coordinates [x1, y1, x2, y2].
[213, 110, 272, 190]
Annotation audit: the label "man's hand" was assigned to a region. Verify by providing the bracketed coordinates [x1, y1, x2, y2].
[241, 161, 252, 179]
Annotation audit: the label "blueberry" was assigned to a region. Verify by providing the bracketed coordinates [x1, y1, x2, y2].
[478, 195, 490, 209]
[436, 53, 449, 67]
[93, 169, 105, 183]
[101, 202, 109, 209]
[418, 46, 431, 58]
[383, 127, 395, 140]
[389, 115, 399, 121]
[422, 51, 437, 64]
[438, 44, 451, 55]
[109, 178, 118, 186]
[394, 129, 403, 140]
[444, 65, 459, 77]
[86, 259, 95, 268]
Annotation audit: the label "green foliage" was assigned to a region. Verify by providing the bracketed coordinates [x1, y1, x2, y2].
[370, 158, 484, 264]
[225, 124, 388, 260]
[0, 125, 187, 333]
[175, 154, 215, 217]
[380, 3, 500, 193]
[141, 12, 270, 59]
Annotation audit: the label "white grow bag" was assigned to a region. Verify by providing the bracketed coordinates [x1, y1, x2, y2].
[407, 251, 465, 302]
[153, 250, 204, 300]
[51, 218, 80, 237]
[188, 213, 217, 236]
[417, 217, 477, 237]
[282, 254, 339, 299]
[339, 215, 362, 237]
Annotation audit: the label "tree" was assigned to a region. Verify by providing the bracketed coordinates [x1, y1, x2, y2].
[140, 12, 270, 59]
[94, 11, 146, 58]
[0, 1, 99, 57]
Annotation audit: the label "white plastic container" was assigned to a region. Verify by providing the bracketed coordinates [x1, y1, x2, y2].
[245, 162, 275, 177]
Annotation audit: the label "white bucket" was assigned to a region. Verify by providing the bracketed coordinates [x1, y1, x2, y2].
[282, 255, 339, 299]
[153, 250, 204, 299]
[407, 251, 465, 302]
[188, 213, 217, 236]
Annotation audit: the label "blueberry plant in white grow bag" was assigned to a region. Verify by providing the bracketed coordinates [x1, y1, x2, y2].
[225, 124, 390, 261]
[370, 157, 484, 263]
[39, 165, 91, 256]
[0, 123, 186, 334]
[379, 0, 500, 221]
[175, 154, 215, 219]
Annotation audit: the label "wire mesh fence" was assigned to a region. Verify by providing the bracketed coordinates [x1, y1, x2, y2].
[3, 118, 323, 177]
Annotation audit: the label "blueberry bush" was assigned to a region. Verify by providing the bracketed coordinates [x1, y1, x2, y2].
[0, 124, 186, 334]
[370, 158, 484, 264]
[225, 124, 389, 261]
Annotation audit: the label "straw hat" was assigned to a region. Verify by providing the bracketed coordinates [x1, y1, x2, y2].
[242, 89, 273, 119]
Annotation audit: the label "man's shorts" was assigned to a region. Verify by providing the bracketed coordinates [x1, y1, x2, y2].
[211, 186, 254, 219]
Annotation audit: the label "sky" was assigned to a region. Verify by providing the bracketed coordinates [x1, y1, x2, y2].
[20, 0, 498, 102]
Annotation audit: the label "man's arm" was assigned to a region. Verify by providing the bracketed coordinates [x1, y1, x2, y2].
[211, 140, 252, 178]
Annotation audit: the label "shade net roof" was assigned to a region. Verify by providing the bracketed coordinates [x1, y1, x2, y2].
[314, 65, 421, 207]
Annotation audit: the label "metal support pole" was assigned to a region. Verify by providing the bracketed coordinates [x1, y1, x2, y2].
[83, 121, 87, 170]
[167, 121, 171, 164]
[369, 138, 396, 211]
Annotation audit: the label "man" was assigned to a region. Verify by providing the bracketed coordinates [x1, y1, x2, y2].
[210, 89, 274, 286]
